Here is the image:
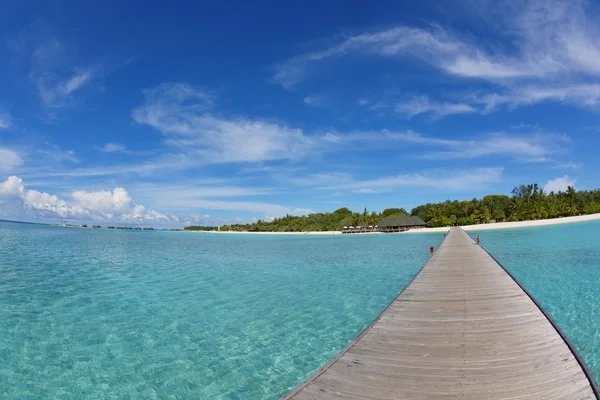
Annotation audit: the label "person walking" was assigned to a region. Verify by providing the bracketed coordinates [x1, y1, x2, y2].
[476, 234, 481, 245]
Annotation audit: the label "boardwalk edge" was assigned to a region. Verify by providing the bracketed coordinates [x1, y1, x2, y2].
[279, 231, 450, 399]
[479, 239, 600, 399]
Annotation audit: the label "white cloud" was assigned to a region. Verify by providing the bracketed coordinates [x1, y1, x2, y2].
[61, 71, 91, 95]
[7, 30, 97, 112]
[552, 162, 582, 170]
[340, 130, 567, 162]
[128, 182, 309, 217]
[273, 0, 600, 113]
[275, 1, 600, 84]
[0, 176, 25, 195]
[0, 111, 11, 129]
[412, 132, 568, 162]
[395, 96, 477, 119]
[473, 84, 600, 113]
[100, 143, 126, 153]
[0, 176, 172, 223]
[36, 144, 79, 164]
[0, 176, 314, 222]
[322, 167, 504, 192]
[71, 187, 133, 214]
[0, 148, 23, 172]
[169, 198, 311, 216]
[38, 69, 93, 109]
[132, 82, 317, 163]
[272, 26, 468, 88]
[544, 175, 575, 193]
[304, 95, 329, 107]
[352, 188, 378, 194]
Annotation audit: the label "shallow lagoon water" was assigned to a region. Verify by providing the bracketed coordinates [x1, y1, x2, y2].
[0, 221, 441, 398]
[2, 220, 599, 398]
[473, 220, 600, 384]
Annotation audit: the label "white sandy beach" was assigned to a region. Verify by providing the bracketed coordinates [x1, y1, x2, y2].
[440, 213, 600, 233]
[200, 213, 600, 236]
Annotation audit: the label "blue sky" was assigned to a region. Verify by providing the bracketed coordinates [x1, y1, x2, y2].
[1, 0, 599, 226]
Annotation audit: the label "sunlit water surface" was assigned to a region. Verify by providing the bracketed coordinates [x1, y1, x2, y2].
[0, 221, 442, 399]
[473, 220, 600, 384]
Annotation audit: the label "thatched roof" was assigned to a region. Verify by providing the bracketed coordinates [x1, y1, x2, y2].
[379, 214, 426, 228]
[409, 215, 427, 226]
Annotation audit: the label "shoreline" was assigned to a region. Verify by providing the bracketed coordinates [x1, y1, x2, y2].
[197, 213, 600, 236]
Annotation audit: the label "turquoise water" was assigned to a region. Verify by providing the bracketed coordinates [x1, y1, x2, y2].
[0, 221, 441, 399]
[473, 220, 600, 384]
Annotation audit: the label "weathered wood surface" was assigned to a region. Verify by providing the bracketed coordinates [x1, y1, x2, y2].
[282, 227, 598, 399]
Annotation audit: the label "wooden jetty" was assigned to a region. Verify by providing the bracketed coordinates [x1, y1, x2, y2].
[282, 227, 599, 399]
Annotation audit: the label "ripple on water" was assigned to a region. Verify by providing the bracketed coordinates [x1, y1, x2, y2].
[0, 221, 441, 398]
[473, 220, 600, 384]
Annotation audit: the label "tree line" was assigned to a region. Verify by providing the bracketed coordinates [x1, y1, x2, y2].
[184, 226, 219, 231]
[184, 184, 600, 232]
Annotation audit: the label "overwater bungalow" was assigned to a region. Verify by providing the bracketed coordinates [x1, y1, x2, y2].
[379, 214, 427, 233]
[92, 225, 101, 229]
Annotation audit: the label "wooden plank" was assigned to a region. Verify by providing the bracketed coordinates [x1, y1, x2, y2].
[281, 227, 599, 400]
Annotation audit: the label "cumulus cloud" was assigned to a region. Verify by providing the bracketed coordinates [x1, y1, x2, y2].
[0, 176, 25, 195]
[132, 82, 316, 163]
[0, 176, 171, 223]
[0, 176, 314, 222]
[544, 175, 575, 193]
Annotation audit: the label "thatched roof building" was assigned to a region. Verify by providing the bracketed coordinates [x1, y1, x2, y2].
[379, 214, 427, 232]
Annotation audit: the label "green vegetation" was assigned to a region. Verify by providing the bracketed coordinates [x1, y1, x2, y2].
[206, 207, 408, 232]
[412, 184, 600, 227]
[184, 184, 600, 232]
[184, 226, 219, 231]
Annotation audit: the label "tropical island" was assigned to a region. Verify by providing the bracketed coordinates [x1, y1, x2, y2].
[184, 184, 600, 233]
